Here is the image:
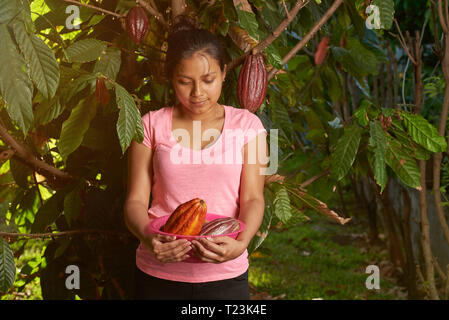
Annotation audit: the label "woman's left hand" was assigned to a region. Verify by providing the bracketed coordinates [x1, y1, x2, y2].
[191, 237, 247, 263]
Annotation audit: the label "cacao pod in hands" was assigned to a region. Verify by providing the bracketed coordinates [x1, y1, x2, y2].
[126, 6, 148, 45]
[237, 53, 267, 113]
[95, 77, 110, 107]
[162, 198, 207, 236]
[314, 36, 329, 65]
[199, 217, 240, 236]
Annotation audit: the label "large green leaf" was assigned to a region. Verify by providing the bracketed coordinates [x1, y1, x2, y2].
[0, 24, 34, 135]
[65, 39, 107, 63]
[401, 112, 447, 153]
[369, 120, 387, 192]
[346, 37, 379, 76]
[12, 21, 60, 100]
[331, 125, 363, 181]
[390, 126, 431, 161]
[58, 96, 98, 162]
[34, 96, 64, 126]
[385, 137, 421, 190]
[115, 83, 143, 154]
[0, 0, 20, 24]
[0, 238, 15, 294]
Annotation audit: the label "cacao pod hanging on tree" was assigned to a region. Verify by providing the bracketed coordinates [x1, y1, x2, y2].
[237, 53, 267, 113]
[126, 6, 148, 45]
[162, 198, 207, 236]
[95, 77, 110, 107]
[314, 36, 330, 65]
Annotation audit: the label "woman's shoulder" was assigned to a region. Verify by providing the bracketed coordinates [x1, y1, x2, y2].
[141, 106, 172, 124]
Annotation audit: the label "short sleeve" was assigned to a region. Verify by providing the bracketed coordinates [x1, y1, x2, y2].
[243, 111, 267, 146]
[141, 112, 153, 149]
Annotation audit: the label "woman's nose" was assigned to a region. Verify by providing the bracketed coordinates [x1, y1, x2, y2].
[191, 82, 203, 96]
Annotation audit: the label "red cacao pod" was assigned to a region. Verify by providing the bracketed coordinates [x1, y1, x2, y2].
[314, 36, 329, 65]
[162, 198, 207, 236]
[126, 6, 148, 45]
[95, 77, 110, 107]
[199, 217, 240, 236]
[237, 53, 267, 113]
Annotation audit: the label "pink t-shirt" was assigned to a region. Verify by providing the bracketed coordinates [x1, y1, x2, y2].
[136, 104, 267, 283]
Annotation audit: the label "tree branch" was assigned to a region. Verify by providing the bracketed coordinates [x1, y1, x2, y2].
[62, 0, 125, 18]
[267, 0, 344, 80]
[0, 119, 74, 185]
[0, 229, 132, 240]
[227, 0, 310, 71]
[438, 0, 449, 33]
[137, 0, 168, 28]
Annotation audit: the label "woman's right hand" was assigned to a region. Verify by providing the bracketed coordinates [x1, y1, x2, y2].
[143, 233, 192, 263]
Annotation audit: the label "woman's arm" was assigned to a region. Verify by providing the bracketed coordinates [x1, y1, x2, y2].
[192, 132, 268, 262]
[123, 140, 192, 262]
[123, 140, 153, 242]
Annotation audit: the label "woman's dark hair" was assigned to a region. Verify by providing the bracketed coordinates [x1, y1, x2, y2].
[165, 15, 226, 80]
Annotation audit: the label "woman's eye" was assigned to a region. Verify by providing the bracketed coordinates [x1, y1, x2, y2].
[204, 79, 214, 84]
[178, 81, 190, 85]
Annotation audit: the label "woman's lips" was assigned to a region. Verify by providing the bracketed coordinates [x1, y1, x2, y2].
[190, 100, 207, 105]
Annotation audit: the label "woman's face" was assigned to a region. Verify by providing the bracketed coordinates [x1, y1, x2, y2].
[171, 51, 226, 115]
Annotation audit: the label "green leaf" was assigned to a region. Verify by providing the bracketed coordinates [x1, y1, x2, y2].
[369, 121, 387, 192]
[34, 96, 64, 126]
[92, 47, 121, 82]
[234, 2, 259, 41]
[0, 238, 16, 294]
[9, 158, 32, 189]
[0, 0, 20, 24]
[0, 24, 34, 135]
[346, 37, 379, 76]
[264, 44, 283, 69]
[273, 184, 292, 223]
[390, 126, 431, 161]
[65, 39, 107, 63]
[354, 99, 371, 127]
[58, 96, 98, 162]
[12, 21, 60, 100]
[385, 137, 421, 190]
[401, 112, 447, 153]
[331, 125, 363, 181]
[31, 191, 65, 233]
[372, 0, 395, 30]
[115, 83, 143, 154]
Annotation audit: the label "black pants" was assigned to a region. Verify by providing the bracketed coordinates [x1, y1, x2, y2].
[133, 266, 250, 300]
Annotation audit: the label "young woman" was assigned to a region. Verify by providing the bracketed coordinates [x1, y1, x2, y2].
[124, 16, 268, 300]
